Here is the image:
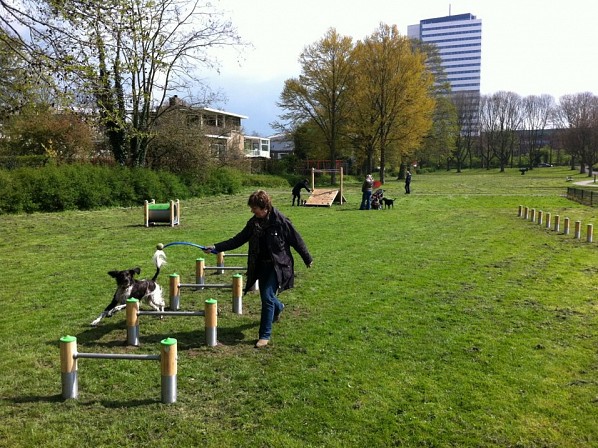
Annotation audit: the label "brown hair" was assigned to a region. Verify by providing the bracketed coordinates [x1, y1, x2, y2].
[247, 190, 272, 211]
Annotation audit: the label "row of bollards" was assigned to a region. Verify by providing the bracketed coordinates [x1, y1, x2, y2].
[518, 205, 594, 242]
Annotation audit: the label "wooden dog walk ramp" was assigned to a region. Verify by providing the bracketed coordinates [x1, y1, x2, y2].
[304, 189, 346, 207]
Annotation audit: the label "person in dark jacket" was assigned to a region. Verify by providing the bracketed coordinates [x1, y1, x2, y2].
[292, 179, 311, 206]
[360, 174, 373, 210]
[204, 190, 313, 348]
[405, 169, 412, 194]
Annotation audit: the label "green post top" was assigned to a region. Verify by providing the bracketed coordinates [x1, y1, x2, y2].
[169, 273, 179, 278]
[205, 299, 217, 305]
[60, 335, 77, 343]
[196, 257, 204, 262]
[126, 298, 139, 303]
[232, 273, 242, 278]
[161, 337, 177, 346]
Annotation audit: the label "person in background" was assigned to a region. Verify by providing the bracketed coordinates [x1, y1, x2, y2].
[292, 179, 311, 206]
[405, 169, 412, 194]
[204, 190, 313, 348]
[360, 174, 373, 210]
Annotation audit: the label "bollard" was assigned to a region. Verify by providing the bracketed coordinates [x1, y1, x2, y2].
[575, 221, 581, 239]
[196, 258, 205, 286]
[518, 205, 523, 217]
[126, 298, 140, 346]
[587, 224, 593, 243]
[545, 212, 551, 229]
[160, 338, 177, 404]
[554, 215, 560, 232]
[537, 210, 543, 226]
[169, 273, 180, 310]
[205, 299, 218, 347]
[60, 335, 78, 400]
[524, 206, 529, 220]
[564, 217, 570, 235]
[232, 274, 243, 314]
[530, 208, 536, 222]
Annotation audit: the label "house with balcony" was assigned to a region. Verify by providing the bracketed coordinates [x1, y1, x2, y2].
[164, 96, 270, 159]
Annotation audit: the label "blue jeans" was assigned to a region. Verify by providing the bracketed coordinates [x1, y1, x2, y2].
[258, 263, 283, 340]
[360, 190, 372, 210]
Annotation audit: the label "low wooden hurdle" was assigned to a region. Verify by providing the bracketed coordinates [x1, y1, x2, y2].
[212, 252, 247, 274]
[126, 298, 218, 347]
[169, 270, 243, 314]
[60, 335, 177, 404]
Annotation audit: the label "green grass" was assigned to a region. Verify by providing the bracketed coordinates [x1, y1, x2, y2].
[1, 167, 598, 447]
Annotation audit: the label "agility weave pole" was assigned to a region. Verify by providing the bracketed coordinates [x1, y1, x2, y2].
[60, 335, 177, 404]
[126, 298, 218, 347]
[169, 270, 243, 315]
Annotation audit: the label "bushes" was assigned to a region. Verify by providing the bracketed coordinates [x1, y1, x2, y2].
[0, 165, 194, 214]
[0, 164, 281, 215]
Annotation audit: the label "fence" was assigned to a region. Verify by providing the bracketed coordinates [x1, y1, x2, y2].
[567, 187, 598, 207]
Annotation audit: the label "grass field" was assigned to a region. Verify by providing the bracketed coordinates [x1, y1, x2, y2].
[1, 167, 597, 447]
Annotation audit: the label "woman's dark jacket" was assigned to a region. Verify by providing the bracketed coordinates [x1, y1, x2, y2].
[213, 207, 312, 294]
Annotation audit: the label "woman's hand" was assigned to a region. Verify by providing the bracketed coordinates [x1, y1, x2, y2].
[203, 246, 216, 254]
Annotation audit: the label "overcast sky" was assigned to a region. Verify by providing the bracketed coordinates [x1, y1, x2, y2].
[204, 0, 598, 137]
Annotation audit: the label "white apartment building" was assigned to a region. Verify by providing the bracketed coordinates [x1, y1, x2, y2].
[408, 13, 482, 94]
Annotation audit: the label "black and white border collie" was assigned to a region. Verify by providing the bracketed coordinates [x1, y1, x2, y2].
[91, 250, 166, 326]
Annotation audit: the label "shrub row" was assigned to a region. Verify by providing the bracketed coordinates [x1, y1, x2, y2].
[0, 164, 284, 215]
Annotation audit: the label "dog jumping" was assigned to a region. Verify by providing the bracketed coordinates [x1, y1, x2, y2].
[90, 249, 167, 326]
[382, 197, 395, 209]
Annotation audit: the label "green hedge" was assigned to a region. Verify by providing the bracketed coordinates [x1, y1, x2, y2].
[0, 165, 257, 215]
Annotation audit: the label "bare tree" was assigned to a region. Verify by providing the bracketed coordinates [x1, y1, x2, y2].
[479, 91, 522, 171]
[520, 94, 555, 168]
[451, 92, 480, 172]
[1, 0, 242, 166]
[556, 92, 598, 175]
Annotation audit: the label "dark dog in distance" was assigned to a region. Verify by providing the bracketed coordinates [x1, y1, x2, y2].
[382, 197, 395, 209]
[91, 250, 166, 326]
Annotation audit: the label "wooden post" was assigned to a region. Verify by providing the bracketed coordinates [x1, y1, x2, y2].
[575, 220, 581, 239]
[169, 200, 175, 227]
[545, 212, 551, 229]
[60, 335, 78, 400]
[518, 205, 523, 217]
[554, 215, 560, 232]
[204, 299, 218, 347]
[311, 167, 315, 191]
[564, 217, 570, 235]
[537, 210, 543, 226]
[144, 200, 150, 227]
[160, 338, 177, 404]
[524, 207, 529, 220]
[587, 224, 593, 243]
[169, 273, 180, 311]
[232, 274, 243, 314]
[530, 208, 536, 222]
[126, 298, 140, 346]
[196, 258, 205, 285]
[217, 252, 225, 275]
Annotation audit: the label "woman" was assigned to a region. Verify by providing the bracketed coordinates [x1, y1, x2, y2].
[360, 174, 373, 210]
[204, 190, 313, 348]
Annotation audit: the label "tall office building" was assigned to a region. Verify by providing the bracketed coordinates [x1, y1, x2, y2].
[407, 13, 482, 95]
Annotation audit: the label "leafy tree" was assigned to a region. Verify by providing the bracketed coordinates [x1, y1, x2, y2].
[277, 28, 355, 183]
[1, 104, 95, 163]
[351, 24, 435, 182]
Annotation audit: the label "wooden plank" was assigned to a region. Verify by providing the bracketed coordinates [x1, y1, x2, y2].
[304, 189, 346, 207]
